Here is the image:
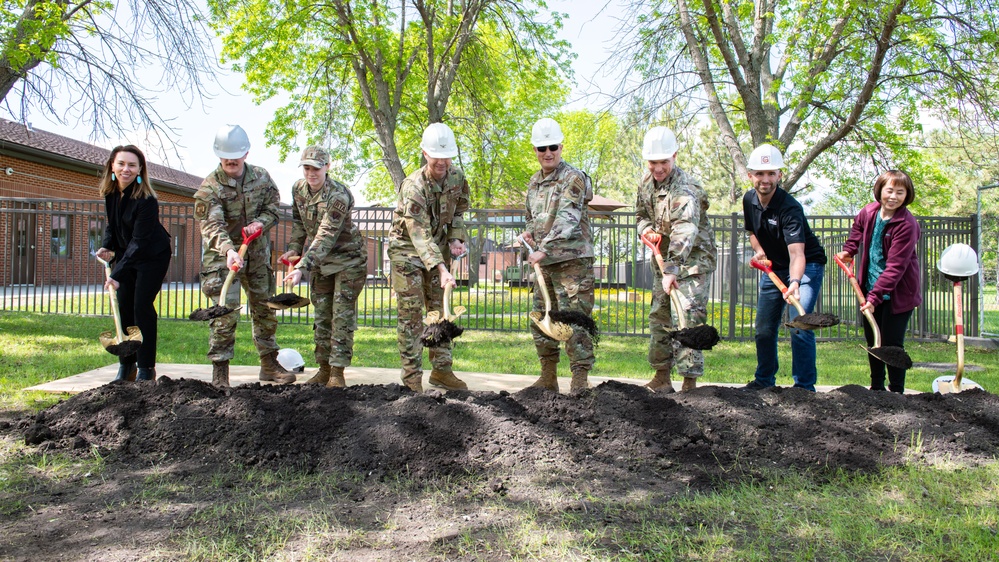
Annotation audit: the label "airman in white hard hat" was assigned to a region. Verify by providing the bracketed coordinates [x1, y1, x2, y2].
[636, 126, 717, 394]
[387, 122, 471, 393]
[521, 117, 596, 394]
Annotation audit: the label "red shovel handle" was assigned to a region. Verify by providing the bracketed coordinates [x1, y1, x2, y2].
[640, 233, 670, 277]
[230, 227, 264, 271]
[833, 255, 868, 306]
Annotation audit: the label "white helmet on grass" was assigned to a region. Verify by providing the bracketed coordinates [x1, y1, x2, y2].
[276, 348, 305, 373]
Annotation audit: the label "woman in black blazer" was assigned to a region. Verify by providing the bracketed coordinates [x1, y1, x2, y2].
[94, 145, 172, 382]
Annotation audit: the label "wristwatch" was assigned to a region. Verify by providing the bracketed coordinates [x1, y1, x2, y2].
[789, 278, 801, 286]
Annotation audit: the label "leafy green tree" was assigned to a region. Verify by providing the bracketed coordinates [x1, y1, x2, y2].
[618, 0, 999, 193]
[1, 0, 218, 140]
[209, 0, 571, 195]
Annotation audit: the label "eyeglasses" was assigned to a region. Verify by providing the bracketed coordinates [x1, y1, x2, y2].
[535, 144, 560, 153]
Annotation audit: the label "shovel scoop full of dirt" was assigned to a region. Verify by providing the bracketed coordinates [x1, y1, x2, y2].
[264, 293, 311, 310]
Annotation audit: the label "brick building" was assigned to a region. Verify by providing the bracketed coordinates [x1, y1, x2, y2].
[0, 118, 202, 286]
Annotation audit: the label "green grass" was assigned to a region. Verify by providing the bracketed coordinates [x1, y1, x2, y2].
[1, 310, 998, 560]
[1, 310, 995, 411]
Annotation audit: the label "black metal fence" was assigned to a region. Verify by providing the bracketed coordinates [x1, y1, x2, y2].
[0, 197, 984, 339]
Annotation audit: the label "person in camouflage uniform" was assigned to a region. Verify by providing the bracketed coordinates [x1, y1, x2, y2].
[387, 123, 470, 392]
[521, 118, 595, 393]
[281, 146, 368, 388]
[636, 127, 717, 393]
[193, 124, 296, 387]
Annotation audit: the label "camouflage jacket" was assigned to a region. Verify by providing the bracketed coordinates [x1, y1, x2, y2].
[388, 164, 470, 270]
[635, 166, 716, 277]
[525, 160, 593, 265]
[288, 176, 367, 276]
[194, 163, 281, 271]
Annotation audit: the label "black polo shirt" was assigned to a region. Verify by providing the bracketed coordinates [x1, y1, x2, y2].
[743, 188, 826, 270]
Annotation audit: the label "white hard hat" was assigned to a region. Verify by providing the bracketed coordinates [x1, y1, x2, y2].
[531, 118, 564, 147]
[746, 144, 784, 171]
[937, 243, 980, 278]
[420, 123, 459, 159]
[213, 125, 251, 159]
[276, 348, 305, 373]
[642, 126, 679, 160]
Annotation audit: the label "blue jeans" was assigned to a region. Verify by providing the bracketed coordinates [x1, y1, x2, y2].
[752, 262, 825, 391]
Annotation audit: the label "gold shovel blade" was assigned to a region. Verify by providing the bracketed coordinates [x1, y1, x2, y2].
[529, 311, 573, 342]
[422, 311, 441, 326]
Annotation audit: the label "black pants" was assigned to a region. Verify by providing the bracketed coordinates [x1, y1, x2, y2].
[862, 301, 913, 393]
[115, 250, 171, 368]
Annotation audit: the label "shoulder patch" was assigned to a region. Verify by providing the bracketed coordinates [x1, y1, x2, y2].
[408, 201, 423, 216]
[332, 198, 348, 213]
[194, 200, 208, 221]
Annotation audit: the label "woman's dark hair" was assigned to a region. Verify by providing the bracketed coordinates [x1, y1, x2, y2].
[872, 169, 915, 207]
[98, 145, 157, 199]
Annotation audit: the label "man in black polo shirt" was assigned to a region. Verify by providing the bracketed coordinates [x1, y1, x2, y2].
[742, 144, 827, 391]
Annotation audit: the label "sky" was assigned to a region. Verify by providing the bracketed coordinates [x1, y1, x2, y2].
[5, 0, 621, 206]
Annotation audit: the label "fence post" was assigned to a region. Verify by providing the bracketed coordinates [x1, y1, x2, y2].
[728, 212, 740, 339]
[970, 214, 980, 337]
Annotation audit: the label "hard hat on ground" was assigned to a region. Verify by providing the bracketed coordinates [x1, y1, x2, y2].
[642, 126, 679, 160]
[276, 348, 305, 373]
[420, 123, 459, 159]
[213, 125, 251, 159]
[299, 146, 330, 168]
[531, 118, 564, 147]
[937, 243, 980, 278]
[747, 144, 784, 171]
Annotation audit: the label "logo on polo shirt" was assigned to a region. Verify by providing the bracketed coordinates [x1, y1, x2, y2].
[768, 218, 778, 226]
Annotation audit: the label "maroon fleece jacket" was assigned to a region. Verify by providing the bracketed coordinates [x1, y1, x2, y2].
[841, 201, 922, 314]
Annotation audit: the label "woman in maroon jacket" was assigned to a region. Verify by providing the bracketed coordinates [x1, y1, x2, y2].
[836, 170, 921, 393]
[94, 146, 172, 382]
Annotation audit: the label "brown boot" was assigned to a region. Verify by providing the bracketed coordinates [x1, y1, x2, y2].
[530, 359, 559, 392]
[402, 372, 423, 392]
[306, 363, 331, 385]
[212, 360, 230, 387]
[259, 351, 296, 384]
[681, 376, 697, 392]
[646, 369, 675, 393]
[326, 366, 346, 388]
[429, 369, 468, 390]
[569, 368, 589, 393]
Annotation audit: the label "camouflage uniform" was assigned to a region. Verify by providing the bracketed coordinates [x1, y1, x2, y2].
[194, 164, 282, 362]
[525, 160, 595, 375]
[387, 165, 470, 382]
[288, 176, 368, 368]
[635, 166, 717, 378]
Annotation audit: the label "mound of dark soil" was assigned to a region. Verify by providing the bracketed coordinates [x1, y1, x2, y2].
[17, 378, 999, 489]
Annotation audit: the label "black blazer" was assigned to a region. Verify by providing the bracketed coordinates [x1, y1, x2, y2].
[102, 183, 172, 280]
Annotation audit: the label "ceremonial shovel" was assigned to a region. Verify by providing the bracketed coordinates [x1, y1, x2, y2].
[190, 227, 262, 320]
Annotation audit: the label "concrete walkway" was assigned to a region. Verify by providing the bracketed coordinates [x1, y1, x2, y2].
[24, 364, 894, 394]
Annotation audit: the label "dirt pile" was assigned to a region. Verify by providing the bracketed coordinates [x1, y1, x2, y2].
[17, 378, 999, 487]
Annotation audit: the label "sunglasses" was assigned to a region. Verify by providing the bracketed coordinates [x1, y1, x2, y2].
[535, 144, 560, 153]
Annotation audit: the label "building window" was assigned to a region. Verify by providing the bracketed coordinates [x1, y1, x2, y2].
[88, 219, 104, 255]
[51, 214, 71, 258]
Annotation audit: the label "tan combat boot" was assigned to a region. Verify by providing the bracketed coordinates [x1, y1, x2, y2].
[326, 366, 346, 388]
[530, 359, 559, 392]
[429, 368, 468, 390]
[646, 369, 675, 393]
[212, 360, 230, 387]
[681, 376, 697, 392]
[306, 362, 332, 385]
[259, 351, 297, 384]
[402, 372, 423, 393]
[569, 368, 589, 393]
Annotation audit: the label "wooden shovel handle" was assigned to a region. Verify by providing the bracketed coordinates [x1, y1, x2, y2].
[218, 227, 263, 306]
[834, 254, 882, 347]
[954, 281, 965, 384]
[749, 259, 807, 316]
[669, 290, 688, 330]
[518, 234, 554, 313]
[103, 263, 127, 342]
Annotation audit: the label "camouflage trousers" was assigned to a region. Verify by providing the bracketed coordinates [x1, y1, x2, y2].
[200, 260, 278, 362]
[648, 273, 711, 378]
[531, 258, 595, 373]
[391, 259, 453, 380]
[311, 264, 366, 368]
